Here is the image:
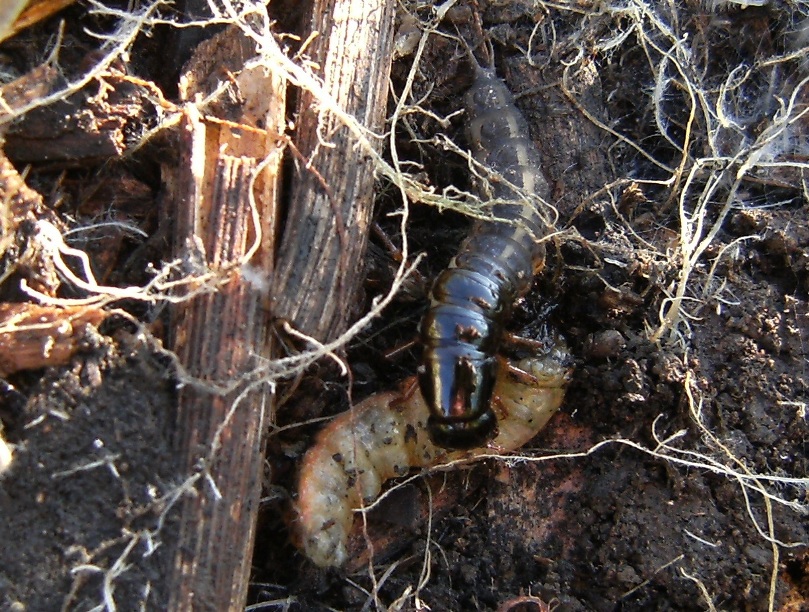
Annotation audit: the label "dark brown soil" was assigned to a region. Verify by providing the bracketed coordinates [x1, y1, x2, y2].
[0, 330, 178, 609]
[1, 1, 808, 611]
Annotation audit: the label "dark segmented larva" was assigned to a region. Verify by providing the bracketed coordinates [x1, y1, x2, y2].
[419, 49, 552, 450]
[296, 345, 570, 568]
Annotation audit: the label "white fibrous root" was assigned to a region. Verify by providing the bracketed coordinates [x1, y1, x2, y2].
[295, 342, 571, 568]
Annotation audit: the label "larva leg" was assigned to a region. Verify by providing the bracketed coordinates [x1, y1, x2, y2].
[503, 331, 553, 352]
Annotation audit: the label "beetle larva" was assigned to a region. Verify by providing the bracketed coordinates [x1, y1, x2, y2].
[419, 47, 553, 450]
[296, 342, 570, 568]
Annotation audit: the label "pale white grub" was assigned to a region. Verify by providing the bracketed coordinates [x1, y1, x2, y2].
[295, 344, 571, 568]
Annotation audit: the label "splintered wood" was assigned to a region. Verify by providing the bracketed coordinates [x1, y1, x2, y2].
[166, 27, 284, 612]
[0, 0, 76, 44]
[166, 0, 396, 606]
[0, 303, 108, 376]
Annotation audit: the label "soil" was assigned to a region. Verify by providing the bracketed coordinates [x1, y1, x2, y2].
[1, 1, 808, 611]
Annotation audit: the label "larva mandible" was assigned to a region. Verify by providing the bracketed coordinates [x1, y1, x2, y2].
[419, 46, 553, 450]
[296, 342, 570, 568]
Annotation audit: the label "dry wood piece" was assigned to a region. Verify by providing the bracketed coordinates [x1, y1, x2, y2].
[0, 0, 76, 44]
[0, 302, 107, 376]
[165, 25, 285, 612]
[0, 150, 61, 295]
[0, 150, 48, 227]
[271, 0, 396, 343]
[2, 65, 156, 163]
[0, 0, 28, 44]
[0, 62, 61, 125]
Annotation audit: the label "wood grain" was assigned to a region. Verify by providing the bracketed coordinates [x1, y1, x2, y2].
[166, 26, 284, 612]
[271, 0, 396, 343]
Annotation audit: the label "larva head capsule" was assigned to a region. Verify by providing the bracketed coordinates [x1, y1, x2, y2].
[418, 348, 499, 450]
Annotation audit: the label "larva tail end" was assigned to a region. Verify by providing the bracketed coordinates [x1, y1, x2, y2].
[303, 529, 349, 569]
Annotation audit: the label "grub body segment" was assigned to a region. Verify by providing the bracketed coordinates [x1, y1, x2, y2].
[296, 349, 571, 567]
